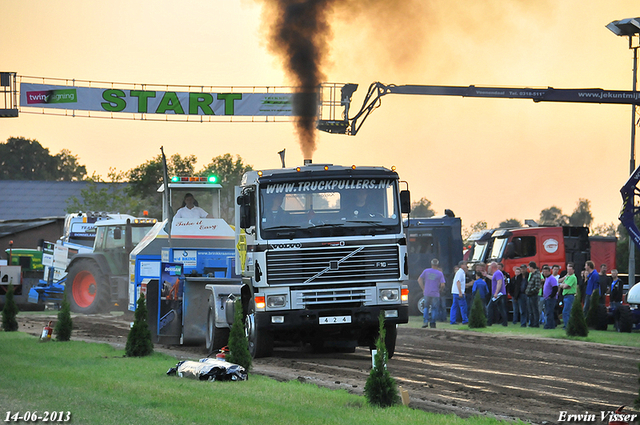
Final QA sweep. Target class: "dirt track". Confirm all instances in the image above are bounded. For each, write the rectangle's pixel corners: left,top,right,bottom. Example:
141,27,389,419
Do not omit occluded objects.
17,313,639,424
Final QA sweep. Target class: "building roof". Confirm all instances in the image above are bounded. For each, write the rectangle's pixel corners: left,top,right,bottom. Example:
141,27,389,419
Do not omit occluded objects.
0,219,58,238
0,181,123,221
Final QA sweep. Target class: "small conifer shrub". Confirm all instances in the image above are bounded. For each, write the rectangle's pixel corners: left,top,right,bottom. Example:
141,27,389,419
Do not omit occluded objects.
468,291,487,329
364,312,400,407
125,293,153,357
585,290,600,329
566,287,588,337
226,298,252,371
54,293,73,341
1,280,18,332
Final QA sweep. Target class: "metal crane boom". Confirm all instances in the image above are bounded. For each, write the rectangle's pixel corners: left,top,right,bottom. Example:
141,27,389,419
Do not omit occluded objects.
320,82,640,136
316,81,640,252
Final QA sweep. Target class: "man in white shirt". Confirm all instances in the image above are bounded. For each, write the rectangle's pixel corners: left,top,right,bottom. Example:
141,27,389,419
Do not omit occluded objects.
174,193,210,219
450,260,469,325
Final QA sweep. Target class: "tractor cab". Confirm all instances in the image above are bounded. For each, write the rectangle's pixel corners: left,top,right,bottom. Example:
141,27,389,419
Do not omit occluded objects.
93,218,158,276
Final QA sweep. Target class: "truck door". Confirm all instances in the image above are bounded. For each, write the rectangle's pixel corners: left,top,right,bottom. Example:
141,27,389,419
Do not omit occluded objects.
535,229,566,271
501,235,537,275
503,228,566,274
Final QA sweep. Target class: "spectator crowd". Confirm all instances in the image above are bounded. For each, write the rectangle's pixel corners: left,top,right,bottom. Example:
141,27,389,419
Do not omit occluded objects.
418,259,624,330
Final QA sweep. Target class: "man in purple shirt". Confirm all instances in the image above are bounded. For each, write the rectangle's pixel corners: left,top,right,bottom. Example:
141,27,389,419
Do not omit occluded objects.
418,258,446,328
487,261,508,326
541,265,559,329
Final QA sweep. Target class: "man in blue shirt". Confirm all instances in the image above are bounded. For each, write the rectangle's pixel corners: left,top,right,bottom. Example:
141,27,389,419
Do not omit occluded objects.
583,260,599,315
472,272,489,318
472,274,489,301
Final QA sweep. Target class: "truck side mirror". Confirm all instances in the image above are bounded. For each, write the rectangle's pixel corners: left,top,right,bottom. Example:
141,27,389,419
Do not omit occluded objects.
237,192,255,229
125,219,133,254
113,228,122,240
400,190,411,214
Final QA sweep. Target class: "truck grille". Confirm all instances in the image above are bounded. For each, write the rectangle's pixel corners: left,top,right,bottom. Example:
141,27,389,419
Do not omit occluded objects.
266,244,399,286
295,286,372,308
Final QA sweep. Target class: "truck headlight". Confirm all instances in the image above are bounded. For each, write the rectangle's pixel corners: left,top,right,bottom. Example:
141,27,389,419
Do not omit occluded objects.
267,295,287,308
379,289,399,302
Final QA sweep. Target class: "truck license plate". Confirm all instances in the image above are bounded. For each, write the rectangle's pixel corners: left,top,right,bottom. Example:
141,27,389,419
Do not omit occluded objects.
319,315,352,325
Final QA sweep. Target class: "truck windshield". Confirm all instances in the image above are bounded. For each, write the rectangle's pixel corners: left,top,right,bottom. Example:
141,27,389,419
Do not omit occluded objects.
489,237,509,260
259,178,401,239
66,220,98,247
470,242,488,263
131,225,154,245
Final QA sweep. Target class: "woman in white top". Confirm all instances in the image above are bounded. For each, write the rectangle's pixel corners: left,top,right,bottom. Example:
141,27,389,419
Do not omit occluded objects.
174,193,210,219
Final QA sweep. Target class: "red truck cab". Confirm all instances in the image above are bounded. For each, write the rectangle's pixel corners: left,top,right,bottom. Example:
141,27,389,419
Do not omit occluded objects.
477,226,615,277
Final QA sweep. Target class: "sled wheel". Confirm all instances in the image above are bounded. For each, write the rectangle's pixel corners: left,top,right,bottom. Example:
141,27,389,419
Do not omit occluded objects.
205,296,229,354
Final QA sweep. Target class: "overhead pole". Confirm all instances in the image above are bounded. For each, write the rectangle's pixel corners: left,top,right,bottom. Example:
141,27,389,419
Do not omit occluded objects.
607,17,640,286
630,38,637,286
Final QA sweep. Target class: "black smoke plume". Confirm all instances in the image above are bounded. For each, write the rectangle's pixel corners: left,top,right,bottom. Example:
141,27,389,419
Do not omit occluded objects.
258,1,551,160
260,0,334,160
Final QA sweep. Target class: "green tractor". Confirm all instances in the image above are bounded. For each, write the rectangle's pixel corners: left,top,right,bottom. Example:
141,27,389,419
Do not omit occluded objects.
65,216,157,314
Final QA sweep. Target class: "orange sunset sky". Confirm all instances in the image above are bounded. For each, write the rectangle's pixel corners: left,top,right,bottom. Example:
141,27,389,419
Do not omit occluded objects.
2,0,640,231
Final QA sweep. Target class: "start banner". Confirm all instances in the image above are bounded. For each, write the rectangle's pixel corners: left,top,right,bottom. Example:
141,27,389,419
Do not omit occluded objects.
20,83,296,116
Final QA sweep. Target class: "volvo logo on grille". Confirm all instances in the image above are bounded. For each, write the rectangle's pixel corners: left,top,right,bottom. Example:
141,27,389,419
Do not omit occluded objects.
269,243,302,250
322,241,346,247
329,261,339,270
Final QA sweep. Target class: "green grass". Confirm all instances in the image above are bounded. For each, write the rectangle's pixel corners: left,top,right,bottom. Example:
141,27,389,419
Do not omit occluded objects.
404,316,640,348
0,332,517,425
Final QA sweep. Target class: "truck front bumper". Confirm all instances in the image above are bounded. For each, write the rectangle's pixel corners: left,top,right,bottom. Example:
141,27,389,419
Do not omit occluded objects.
255,304,408,331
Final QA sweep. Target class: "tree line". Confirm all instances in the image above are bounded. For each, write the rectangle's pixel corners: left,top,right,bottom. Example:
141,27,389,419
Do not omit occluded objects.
415,196,633,272
411,195,615,238
0,136,623,240
461,199,617,239
0,137,87,181
0,137,251,223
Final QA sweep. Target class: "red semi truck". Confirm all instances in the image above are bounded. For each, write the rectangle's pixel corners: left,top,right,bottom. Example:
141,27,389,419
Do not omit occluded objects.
467,225,616,277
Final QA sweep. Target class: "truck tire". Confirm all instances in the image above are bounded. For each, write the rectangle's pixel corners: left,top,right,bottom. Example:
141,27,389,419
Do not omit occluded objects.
368,323,397,360
245,299,273,358
595,304,608,331
385,323,397,359
65,260,110,314
310,337,326,353
409,291,425,316
616,305,633,333
205,296,229,354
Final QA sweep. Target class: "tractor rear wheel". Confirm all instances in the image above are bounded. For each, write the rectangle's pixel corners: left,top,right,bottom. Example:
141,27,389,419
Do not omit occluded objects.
65,260,110,314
